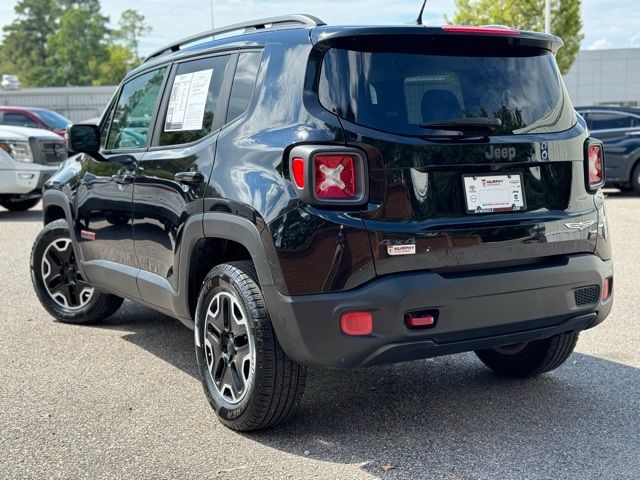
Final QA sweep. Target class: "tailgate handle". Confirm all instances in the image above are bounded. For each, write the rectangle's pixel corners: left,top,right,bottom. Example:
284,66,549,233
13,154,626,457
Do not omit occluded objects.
175,171,204,185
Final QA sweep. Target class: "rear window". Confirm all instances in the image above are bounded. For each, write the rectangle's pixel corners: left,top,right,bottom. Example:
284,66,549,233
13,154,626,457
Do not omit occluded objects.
319,48,574,136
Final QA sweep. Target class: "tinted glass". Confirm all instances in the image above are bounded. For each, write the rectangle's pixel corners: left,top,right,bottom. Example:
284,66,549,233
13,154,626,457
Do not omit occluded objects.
589,112,634,130
227,52,261,123
319,48,572,136
100,102,116,149
33,109,71,130
4,113,39,128
159,55,231,146
107,67,167,150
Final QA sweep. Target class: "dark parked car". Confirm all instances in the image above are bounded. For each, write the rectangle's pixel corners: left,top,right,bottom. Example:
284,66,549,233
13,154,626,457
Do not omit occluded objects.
576,106,640,192
31,15,613,432
0,107,72,139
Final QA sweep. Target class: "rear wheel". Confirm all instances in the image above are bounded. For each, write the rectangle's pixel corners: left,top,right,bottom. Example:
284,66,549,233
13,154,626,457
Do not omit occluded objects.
195,261,307,431
1,196,40,211
475,332,579,378
30,219,123,324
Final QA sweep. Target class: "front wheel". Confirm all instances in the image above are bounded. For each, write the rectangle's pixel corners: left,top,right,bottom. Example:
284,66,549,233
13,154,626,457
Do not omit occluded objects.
475,332,579,378
30,219,124,324
195,261,307,431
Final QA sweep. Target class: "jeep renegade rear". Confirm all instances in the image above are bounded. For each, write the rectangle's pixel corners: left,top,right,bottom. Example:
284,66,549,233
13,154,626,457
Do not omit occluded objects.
31,15,613,431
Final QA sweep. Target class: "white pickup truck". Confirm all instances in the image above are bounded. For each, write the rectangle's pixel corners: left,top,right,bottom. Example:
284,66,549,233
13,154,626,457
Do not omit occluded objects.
0,125,68,211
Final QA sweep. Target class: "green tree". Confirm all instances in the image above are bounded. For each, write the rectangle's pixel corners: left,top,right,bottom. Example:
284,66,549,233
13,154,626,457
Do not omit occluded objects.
46,7,110,86
93,44,135,86
1,0,61,85
115,9,152,62
450,0,583,74
1,1,153,87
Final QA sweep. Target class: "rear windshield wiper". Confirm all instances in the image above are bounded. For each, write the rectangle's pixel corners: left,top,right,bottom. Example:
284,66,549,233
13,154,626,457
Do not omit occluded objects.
420,117,502,133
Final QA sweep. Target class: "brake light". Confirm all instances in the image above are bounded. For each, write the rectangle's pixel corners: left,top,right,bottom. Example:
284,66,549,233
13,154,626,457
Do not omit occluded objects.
288,146,368,206
314,154,356,199
585,140,605,191
442,25,521,36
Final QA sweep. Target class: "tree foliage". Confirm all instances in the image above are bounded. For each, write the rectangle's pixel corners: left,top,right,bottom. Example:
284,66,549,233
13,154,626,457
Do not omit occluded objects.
450,0,583,74
0,0,152,87
115,9,152,62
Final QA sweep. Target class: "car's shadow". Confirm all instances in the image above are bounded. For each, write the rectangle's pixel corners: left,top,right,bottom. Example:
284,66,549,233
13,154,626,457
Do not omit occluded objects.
0,208,43,222
98,301,640,479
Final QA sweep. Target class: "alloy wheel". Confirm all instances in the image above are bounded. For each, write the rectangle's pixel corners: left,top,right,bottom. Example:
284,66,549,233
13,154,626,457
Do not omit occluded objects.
203,291,255,404
41,238,94,310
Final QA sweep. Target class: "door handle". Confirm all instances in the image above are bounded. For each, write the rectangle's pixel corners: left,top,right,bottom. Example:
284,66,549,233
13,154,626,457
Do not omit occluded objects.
175,171,204,185
625,130,640,136
114,174,134,184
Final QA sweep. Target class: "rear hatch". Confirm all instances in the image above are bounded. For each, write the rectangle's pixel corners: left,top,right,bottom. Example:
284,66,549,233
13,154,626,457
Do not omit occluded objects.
313,27,597,275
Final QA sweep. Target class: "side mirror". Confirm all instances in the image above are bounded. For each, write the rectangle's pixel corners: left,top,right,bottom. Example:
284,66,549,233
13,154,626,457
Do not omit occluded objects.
68,124,104,160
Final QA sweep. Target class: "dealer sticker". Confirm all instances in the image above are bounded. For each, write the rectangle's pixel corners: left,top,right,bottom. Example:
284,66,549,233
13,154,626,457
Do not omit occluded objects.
387,244,416,256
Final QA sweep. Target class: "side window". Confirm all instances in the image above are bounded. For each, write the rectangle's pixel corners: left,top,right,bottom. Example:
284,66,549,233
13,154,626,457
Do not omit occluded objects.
589,112,633,130
5,113,39,128
159,55,231,146
106,67,167,150
227,51,261,123
99,101,116,149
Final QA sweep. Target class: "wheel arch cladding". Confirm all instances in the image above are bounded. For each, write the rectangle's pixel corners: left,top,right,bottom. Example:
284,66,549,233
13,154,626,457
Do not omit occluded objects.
190,212,283,342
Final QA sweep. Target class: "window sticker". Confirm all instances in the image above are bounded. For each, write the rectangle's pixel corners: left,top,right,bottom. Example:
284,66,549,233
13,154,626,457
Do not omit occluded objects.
164,69,213,132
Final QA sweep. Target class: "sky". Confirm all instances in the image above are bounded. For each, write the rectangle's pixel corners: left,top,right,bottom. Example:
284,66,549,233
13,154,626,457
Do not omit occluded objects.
1,0,639,56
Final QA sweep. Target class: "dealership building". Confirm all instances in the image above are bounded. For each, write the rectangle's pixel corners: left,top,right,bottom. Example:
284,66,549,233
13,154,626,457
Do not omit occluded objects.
564,47,640,108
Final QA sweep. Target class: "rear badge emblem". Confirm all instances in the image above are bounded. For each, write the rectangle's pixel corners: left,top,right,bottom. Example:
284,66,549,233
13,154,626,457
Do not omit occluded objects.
564,220,595,231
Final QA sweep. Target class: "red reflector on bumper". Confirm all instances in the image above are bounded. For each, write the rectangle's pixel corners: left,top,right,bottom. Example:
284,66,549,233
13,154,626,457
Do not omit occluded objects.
405,313,436,329
340,312,373,336
602,277,613,301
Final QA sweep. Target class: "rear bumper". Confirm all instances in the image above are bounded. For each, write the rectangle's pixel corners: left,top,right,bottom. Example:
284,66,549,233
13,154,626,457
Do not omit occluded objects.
263,254,613,368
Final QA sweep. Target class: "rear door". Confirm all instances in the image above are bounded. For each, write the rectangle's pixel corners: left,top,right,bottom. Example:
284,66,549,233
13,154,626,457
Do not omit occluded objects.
317,34,595,275
75,67,168,275
132,52,235,301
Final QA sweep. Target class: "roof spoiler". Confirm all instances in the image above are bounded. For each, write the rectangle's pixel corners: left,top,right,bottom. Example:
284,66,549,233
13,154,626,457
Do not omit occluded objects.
311,26,564,54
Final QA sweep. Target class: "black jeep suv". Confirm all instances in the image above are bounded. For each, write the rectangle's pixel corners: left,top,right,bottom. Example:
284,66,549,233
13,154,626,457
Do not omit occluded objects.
31,15,613,431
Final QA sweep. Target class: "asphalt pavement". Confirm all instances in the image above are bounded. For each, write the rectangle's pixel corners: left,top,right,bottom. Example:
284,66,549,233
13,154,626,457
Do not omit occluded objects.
1,194,639,479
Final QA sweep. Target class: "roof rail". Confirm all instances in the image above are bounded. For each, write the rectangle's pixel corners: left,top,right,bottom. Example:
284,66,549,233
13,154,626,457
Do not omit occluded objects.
144,14,326,63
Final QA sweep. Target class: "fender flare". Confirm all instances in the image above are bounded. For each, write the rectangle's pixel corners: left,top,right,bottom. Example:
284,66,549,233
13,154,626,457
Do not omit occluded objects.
187,212,282,346
41,190,90,279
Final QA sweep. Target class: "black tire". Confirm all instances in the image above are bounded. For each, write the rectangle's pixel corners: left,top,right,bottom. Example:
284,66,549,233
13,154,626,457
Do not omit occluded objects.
631,162,640,194
30,219,123,324
475,332,579,378
195,261,307,431
1,197,40,211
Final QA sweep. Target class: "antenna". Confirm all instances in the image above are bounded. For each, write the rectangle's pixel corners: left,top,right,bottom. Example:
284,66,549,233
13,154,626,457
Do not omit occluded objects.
416,0,427,25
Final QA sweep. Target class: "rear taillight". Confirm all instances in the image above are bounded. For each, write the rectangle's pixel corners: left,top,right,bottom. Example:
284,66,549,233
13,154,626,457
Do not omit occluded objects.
314,154,356,199
289,146,367,206
585,140,605,192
